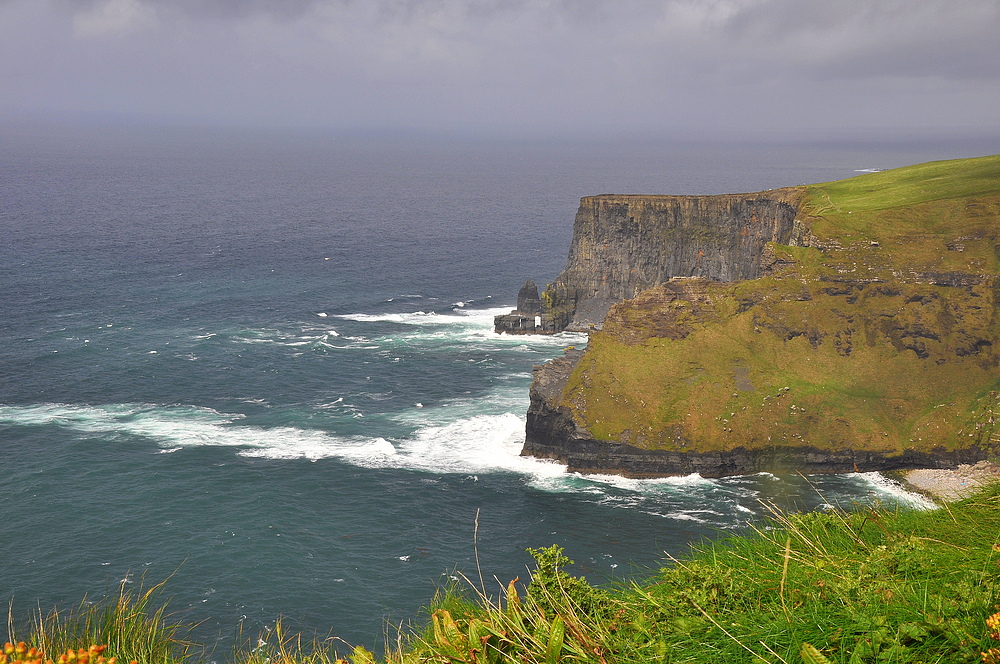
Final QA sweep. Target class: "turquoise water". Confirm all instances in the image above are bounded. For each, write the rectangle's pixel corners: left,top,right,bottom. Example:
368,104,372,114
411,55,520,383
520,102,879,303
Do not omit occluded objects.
2,126,988,654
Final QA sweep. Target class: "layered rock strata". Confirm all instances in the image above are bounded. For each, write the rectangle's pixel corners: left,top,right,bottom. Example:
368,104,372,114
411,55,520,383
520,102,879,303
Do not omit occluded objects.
495,190,804,333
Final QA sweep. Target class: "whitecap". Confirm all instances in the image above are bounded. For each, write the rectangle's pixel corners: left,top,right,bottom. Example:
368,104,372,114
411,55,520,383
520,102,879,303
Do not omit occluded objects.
0,403,398,463
339,306,589,353
582,472,714,492
335,310,439,324
389,411,564,477
3,394,755,495
238,435,396,462
666,511,709,523
223,307,589,359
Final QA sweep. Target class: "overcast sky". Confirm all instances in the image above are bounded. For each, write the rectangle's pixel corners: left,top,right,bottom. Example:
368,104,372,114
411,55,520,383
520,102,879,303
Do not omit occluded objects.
1,0,998,138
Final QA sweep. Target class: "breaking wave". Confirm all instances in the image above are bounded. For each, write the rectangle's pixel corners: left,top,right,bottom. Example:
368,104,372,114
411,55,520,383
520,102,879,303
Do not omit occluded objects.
209,306,586,354
0,402,560,476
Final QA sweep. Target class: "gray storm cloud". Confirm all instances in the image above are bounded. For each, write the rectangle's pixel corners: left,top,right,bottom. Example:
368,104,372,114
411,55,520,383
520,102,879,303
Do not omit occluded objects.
1,0,998,136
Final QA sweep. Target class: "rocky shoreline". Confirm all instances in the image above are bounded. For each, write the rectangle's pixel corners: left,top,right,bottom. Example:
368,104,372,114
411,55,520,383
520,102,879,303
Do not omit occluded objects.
901,460,1000,502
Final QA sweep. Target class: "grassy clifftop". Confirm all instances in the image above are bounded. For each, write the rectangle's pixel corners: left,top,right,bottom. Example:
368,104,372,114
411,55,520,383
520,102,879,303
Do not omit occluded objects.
804,155,1000,271
557,155,1000,459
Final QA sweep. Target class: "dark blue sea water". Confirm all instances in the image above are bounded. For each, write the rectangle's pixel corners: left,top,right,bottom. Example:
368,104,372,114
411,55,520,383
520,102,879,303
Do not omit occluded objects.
2,125,995,655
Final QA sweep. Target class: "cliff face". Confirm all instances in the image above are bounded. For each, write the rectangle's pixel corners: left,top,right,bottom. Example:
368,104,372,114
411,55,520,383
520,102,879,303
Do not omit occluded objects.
496,190,804,333
521,155,1000,477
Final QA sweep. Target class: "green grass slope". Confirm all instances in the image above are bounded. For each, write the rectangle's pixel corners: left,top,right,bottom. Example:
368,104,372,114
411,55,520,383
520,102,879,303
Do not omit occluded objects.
396,484,1000,664
11,485,1000,664
558,155,1000,457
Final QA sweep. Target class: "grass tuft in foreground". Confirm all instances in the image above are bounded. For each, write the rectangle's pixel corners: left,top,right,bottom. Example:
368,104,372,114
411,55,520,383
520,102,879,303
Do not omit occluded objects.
386,483,1000,663
9,580,193,664
382,547,620,664
233,619,359,664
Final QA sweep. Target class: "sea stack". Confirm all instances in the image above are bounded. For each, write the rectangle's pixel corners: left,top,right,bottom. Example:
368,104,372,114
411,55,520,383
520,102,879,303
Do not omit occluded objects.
494,279,561,334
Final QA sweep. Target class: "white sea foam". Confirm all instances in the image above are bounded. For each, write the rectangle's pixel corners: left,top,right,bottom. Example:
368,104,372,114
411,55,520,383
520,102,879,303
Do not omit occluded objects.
336,311,433,323
584,472,712,492
335,306,509,326
238,433,398,461
390,411,567,477
0,402,238,432
212,307,586,356
526,467,724,497
854,472,939,510
665,511,710,523
3,403,915,522
0,402,399,462
340,306,587,351
150,391,727,494
0,402,562,476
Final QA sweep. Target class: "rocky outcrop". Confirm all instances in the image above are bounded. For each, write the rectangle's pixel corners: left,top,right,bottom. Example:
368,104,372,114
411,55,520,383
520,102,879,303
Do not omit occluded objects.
517,156,1000,477
494,280,563,334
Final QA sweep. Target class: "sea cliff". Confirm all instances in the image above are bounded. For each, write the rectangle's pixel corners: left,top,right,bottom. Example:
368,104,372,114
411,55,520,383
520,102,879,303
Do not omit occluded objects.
495,190,806,333
509,155,1000,477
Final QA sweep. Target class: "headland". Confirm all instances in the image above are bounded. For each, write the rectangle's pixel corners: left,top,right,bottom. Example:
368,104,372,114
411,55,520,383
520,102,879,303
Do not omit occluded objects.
499,155,1000,477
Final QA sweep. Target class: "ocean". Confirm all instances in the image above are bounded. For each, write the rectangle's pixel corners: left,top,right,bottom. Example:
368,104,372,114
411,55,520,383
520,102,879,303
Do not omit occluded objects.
2,125,994,655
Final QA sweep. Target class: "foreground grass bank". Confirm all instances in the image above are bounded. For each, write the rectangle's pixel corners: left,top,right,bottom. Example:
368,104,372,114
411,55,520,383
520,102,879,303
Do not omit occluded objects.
9,483,1000,663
